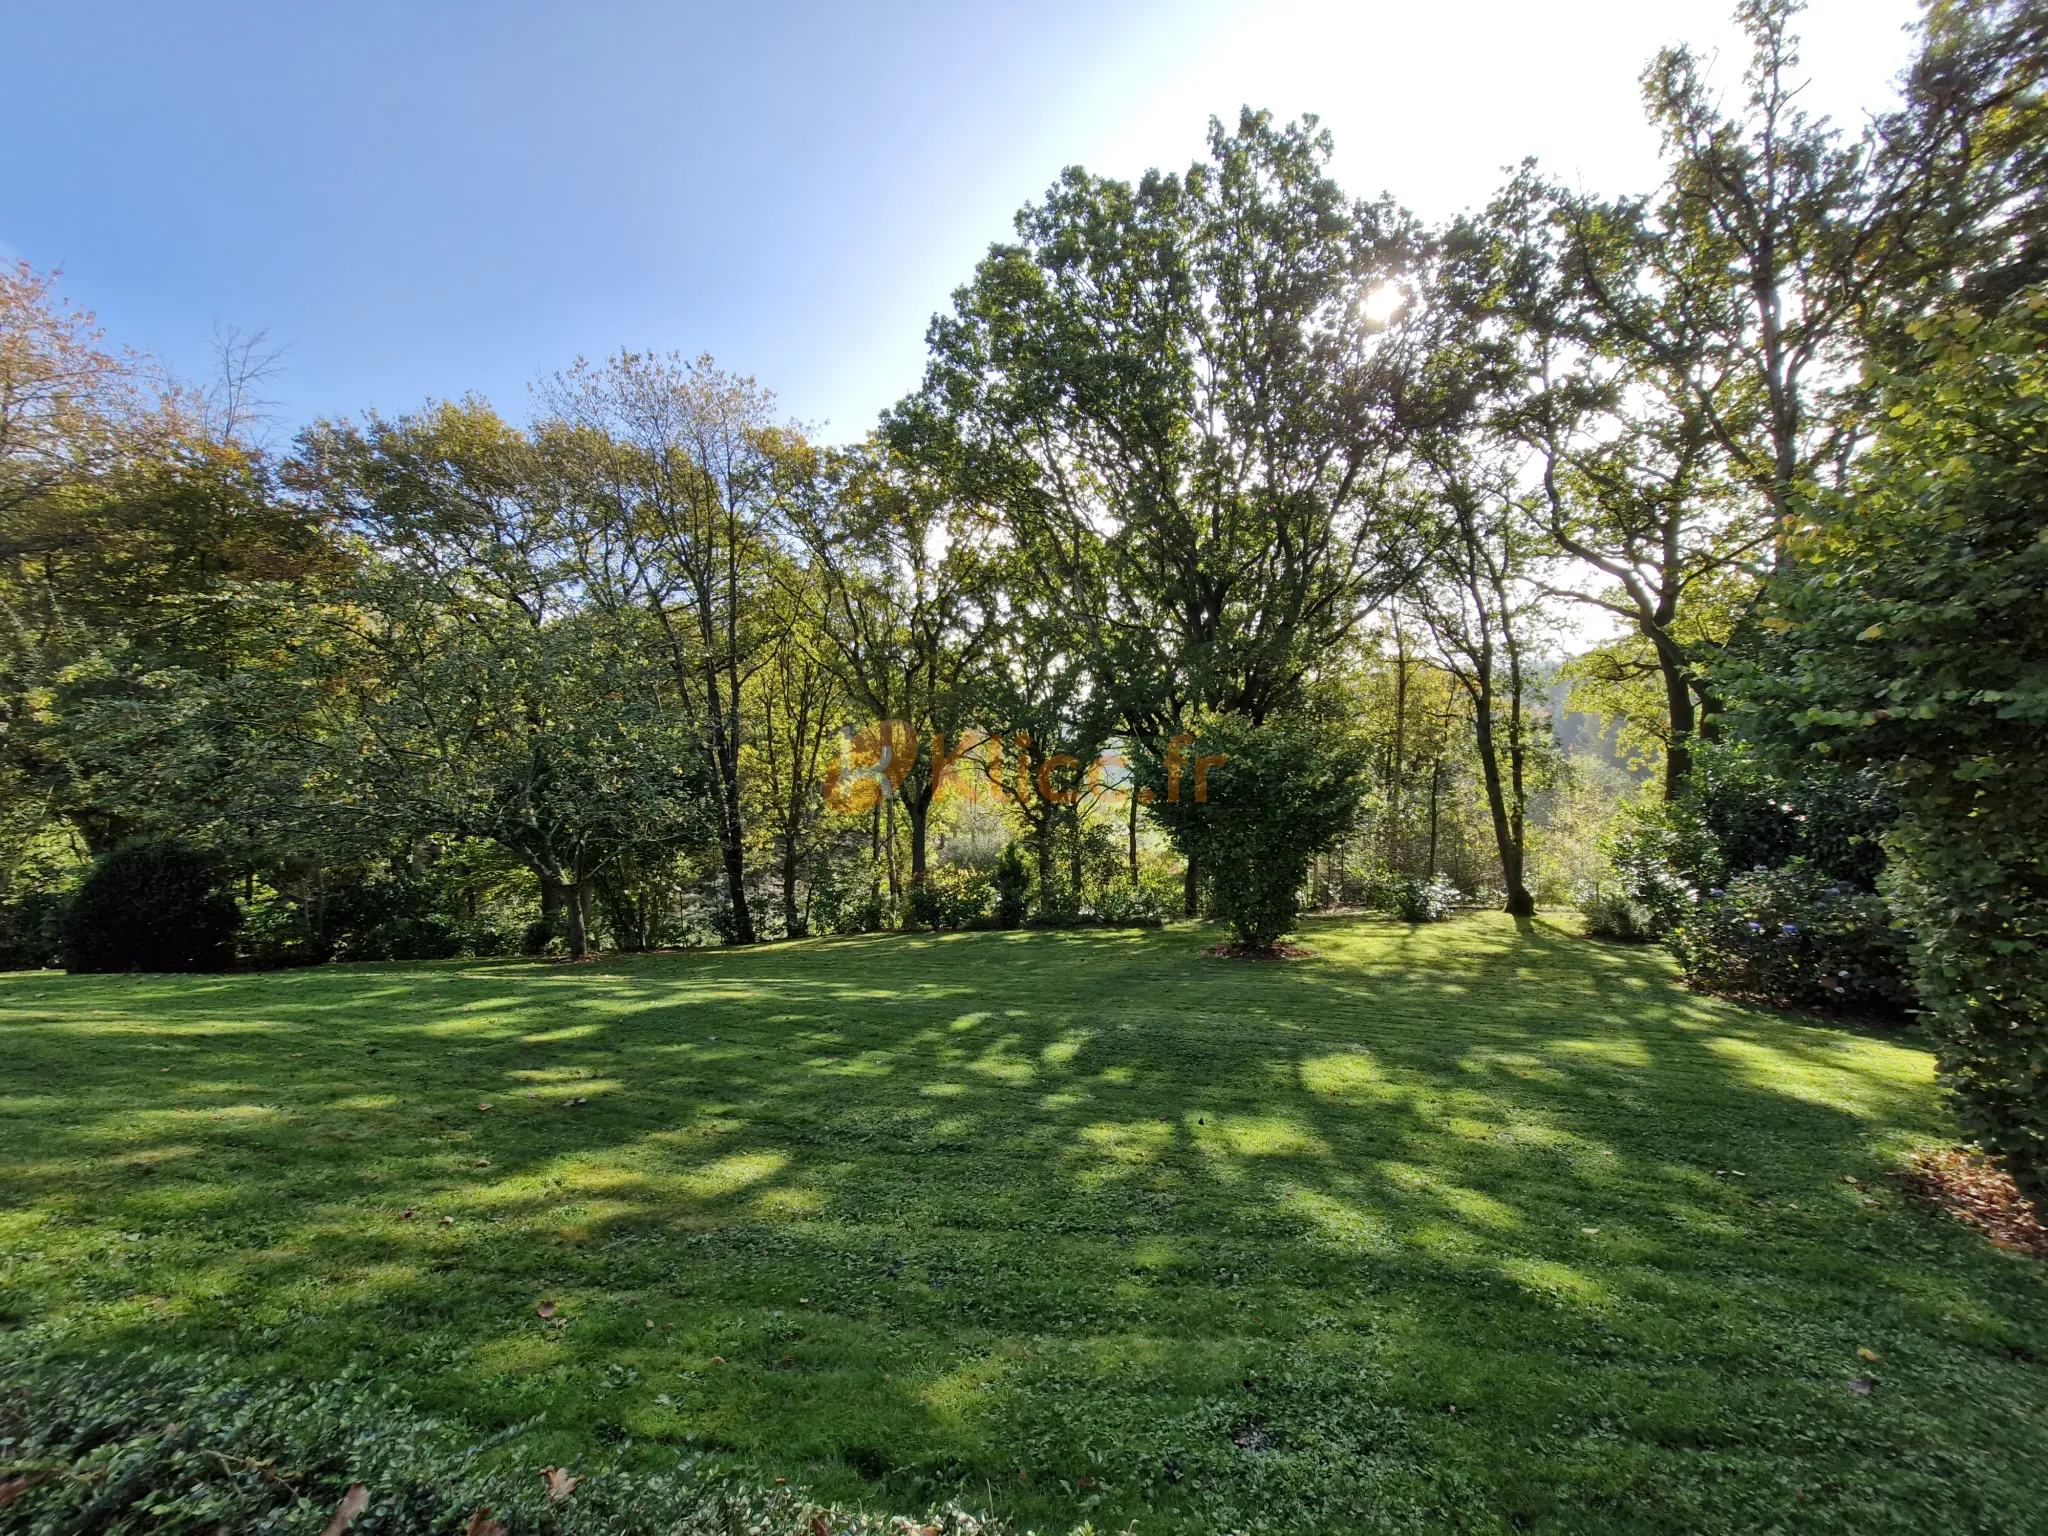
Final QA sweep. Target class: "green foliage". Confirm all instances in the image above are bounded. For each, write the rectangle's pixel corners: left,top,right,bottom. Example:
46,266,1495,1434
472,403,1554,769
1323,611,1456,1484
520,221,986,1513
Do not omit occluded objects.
0,888,66,971
1670,861,1913,1014
1089,881,1165,927
60,836,239,973
910,109,1426,735
991,843,1030,928
1757,290,2048,1201
1387,875,1458,925
1581,888,1659,943
3,921,2046,1533
1140,715,1370,949
0,1343,1001,1536
1601,743,1898,940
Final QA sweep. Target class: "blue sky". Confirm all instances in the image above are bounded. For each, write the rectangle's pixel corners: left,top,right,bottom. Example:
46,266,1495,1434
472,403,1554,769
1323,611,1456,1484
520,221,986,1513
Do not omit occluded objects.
2,0,1920,443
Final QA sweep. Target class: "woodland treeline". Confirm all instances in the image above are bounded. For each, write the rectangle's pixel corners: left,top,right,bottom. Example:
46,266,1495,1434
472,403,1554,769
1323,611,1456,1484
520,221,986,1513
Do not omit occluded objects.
3,6,2044,1188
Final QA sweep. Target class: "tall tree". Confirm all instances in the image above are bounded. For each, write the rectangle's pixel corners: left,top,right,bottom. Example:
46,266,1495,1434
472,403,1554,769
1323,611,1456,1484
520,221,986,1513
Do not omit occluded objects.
545,354,779,945
298,401,707,957
911,110,1431,747
1409,454,1552,917
779,443,994,890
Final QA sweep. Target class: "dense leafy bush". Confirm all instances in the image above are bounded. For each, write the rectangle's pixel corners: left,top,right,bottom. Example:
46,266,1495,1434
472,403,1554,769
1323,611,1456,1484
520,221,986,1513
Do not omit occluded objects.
992,843,1030,927
60,836,240,973
1670,861,1913,1014
1091,881,1166,926
0,889,66,970
1602,744,1896,939
1141,714,1370,950
1755,291,2048,1201
0,1344,1001,1536
1581,888,1658,942
1389,875,1459,925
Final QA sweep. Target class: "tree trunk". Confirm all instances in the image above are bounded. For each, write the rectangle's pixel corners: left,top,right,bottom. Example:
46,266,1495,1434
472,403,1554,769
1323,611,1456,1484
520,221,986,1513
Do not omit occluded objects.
1426,760,1442,879
1652,633,1698,798
906,791,930,885
1127,770,1140,881
1183,853,1200,917
566,882,589,958
1470,685,1535,917
781,837,802,939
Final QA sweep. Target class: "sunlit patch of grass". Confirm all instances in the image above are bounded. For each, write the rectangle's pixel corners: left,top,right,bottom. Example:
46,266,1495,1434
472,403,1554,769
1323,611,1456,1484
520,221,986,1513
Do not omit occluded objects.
1,914,2044,1534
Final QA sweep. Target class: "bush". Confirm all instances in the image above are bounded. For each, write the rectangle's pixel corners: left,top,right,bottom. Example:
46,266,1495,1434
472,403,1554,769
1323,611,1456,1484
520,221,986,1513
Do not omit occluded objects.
61,836,239,973
1390,874,1458,925
1092,882,1165,926
1751,293,2048,1201
992,844,1030,928
1582,888,1658,943
236,888,331,968
1600,744,1897,939
904,879,945,929
1670,861,1913,1014
1139,713,1370,951
0,889,67,971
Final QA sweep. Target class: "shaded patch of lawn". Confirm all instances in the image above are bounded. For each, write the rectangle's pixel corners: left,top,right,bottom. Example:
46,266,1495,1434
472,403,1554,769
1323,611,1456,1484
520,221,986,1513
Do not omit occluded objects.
1,914,2043,1533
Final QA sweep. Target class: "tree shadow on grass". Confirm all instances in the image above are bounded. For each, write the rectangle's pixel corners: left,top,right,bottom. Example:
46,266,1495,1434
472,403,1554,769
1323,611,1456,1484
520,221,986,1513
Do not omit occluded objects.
3,916,2045,1533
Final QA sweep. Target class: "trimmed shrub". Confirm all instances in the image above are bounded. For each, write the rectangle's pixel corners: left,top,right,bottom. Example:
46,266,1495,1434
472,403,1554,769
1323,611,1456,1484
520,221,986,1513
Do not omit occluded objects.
1140,713,1370,951
1670,860,1912,1014
60,837,239,973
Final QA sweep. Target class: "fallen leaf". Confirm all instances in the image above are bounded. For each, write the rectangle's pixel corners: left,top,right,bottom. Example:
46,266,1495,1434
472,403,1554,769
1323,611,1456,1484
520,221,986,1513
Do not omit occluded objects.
1847,1376,1875,1396
320,1483,371,1535
464,1510,508,1536
477,1103,491,1112
0,1476,39,1507
440,1215,455,1226
711,1354,726,1365
1858,1347,1881,1363
542,1466,581,1503
810,1518,831,1536
399,1209,415,1220
473,1158,491,1168
537,1300,556,1319
645,1320,655,1330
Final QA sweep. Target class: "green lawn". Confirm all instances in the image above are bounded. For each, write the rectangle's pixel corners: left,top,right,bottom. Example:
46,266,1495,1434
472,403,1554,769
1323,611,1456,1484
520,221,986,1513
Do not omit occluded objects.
2,914,2044,1533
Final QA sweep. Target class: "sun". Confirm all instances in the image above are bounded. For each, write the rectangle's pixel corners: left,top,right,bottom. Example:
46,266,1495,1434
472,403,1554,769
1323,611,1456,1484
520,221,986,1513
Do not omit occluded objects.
1362,282,1405,325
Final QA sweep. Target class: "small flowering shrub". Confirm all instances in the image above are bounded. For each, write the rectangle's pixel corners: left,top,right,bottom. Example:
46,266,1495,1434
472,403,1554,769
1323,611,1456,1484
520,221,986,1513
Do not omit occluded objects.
1670,860,1913,1014
1389,875,1459,924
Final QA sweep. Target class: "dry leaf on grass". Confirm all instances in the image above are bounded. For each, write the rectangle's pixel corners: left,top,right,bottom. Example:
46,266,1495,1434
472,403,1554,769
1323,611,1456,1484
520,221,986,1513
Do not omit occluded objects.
465,1509,509,1536
319,1483,371,1535
0,1476,41,1507
810,1517,831,1536
542,1466,582,1503
1894,1147,2048,1258
537,1299,556,1319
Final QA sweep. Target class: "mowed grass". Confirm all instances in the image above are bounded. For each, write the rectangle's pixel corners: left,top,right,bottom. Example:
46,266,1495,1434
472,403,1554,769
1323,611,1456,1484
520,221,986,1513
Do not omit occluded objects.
2,915,2045,1534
